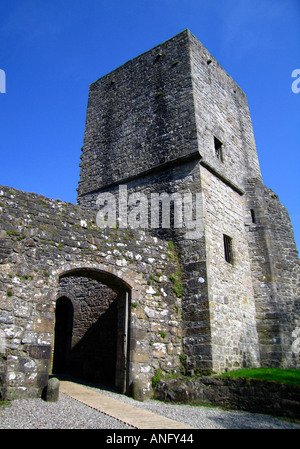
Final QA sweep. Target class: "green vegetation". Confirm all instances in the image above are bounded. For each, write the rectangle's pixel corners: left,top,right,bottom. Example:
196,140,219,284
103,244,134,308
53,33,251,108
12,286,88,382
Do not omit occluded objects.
166,241,176,260
169,270,183,298
0,400,10,408
167,241,175,252
220,368,300,386
165,241,183,298
6,230,25,240
152,368,179,388
152,368,163,388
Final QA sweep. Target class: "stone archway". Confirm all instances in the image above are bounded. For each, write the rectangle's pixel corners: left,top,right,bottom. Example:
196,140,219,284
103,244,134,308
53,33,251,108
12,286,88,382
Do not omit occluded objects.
52,268,131,393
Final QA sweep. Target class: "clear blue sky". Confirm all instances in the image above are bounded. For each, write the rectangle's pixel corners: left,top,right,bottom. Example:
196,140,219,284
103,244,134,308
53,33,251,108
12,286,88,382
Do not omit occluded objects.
0,0,299,251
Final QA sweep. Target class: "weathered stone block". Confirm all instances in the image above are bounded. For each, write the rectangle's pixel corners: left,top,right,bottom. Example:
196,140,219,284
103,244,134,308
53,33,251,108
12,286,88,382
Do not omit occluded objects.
26,345,52,360
43,377,59,402
131,379,144,402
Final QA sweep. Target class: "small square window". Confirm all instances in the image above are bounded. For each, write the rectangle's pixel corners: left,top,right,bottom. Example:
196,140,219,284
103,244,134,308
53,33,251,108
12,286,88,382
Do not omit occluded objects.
214,137,224,162
223,234,233,264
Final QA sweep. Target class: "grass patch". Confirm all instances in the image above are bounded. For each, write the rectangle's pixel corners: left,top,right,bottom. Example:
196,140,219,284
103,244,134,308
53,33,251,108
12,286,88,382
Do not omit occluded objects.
168,269,183,298
152,369,163,388
220,368,300,386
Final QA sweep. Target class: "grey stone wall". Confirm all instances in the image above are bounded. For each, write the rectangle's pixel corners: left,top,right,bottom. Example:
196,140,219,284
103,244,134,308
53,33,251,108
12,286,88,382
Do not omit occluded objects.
245,179,300,368
154,376,300,420
200,165,260,372
189,30,262,190
0,185,182,399
77,29,198,198
78,157,214,374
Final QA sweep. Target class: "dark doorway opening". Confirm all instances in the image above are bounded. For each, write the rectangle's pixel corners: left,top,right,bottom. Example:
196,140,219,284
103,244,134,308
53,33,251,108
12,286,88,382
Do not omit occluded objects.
69,294,119,385
52,296,73,374
52,272,130,394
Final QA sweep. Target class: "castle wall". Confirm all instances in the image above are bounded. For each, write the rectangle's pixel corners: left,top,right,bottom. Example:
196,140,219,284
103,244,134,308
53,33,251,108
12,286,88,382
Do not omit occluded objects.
78,157,214,375
187,31,263,372
245,179,300,368
189,31,262,189
200,166,260,372
0,185,183,399
78,30,198,198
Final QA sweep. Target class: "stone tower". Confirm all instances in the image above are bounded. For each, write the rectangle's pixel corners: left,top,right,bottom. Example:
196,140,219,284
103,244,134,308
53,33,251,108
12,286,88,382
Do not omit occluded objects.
78,29,299,374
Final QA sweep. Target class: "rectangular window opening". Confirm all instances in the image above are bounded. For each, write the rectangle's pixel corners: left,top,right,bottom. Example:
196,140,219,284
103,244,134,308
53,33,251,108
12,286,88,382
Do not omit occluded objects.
214,137,224,162
250,209,256,224
223,234,233,264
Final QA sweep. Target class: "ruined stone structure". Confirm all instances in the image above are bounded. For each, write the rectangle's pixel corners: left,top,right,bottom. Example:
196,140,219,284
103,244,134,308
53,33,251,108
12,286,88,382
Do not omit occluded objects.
0,30,299,400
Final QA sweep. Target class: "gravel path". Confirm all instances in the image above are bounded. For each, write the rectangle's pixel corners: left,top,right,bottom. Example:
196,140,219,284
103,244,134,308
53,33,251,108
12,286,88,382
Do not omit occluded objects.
1,385,300,430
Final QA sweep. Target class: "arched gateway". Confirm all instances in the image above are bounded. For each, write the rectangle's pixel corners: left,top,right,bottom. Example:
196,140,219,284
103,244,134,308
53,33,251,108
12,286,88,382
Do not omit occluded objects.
53,268,131,393
0,184,183,400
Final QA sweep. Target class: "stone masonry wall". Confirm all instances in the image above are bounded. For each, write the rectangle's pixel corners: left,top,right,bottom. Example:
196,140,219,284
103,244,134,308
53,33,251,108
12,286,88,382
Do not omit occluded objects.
78,29,198,198
77,157,214,375
245,179,300,368
0,185,183,399
154,376,300,420
200,166,260,372
189,31,262,191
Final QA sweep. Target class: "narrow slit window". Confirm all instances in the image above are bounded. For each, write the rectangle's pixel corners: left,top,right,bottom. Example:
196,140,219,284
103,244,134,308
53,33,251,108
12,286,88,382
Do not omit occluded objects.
223,234,233,264
250,209,256,223
214,137,223,162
